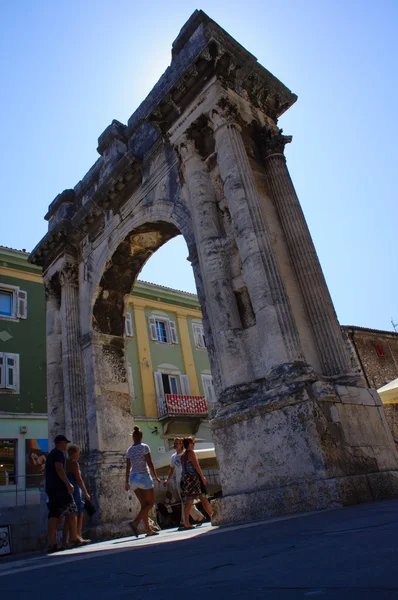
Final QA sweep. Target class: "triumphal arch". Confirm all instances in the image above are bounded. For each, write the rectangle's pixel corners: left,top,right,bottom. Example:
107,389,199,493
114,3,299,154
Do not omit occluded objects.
30,11,398,536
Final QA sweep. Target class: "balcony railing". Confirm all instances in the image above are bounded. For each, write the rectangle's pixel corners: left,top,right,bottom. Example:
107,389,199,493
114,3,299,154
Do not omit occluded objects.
157,394,208,418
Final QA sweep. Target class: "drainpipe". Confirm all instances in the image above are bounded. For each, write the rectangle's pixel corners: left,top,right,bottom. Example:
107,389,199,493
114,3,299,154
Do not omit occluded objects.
350,329,371,388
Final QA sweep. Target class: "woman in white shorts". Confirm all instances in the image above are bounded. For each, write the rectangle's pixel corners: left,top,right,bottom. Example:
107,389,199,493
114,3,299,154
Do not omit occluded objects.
125,426,160,537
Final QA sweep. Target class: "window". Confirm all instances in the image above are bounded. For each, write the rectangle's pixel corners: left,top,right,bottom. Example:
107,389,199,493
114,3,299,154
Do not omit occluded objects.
0,285,27,320
148,317,178,344
0,290,13,317
201,374,216,404
192,322,206,349
154,372,192,398
0,353,20,392
0,440,17,486
375,343,385,358
125,311,134,337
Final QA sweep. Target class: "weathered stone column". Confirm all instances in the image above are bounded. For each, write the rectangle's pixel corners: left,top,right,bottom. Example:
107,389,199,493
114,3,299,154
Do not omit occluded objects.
262,129,351,376
44,277,64,442
80,330,136,540
178,135,254,389
209,108,304,371
60,262,88,451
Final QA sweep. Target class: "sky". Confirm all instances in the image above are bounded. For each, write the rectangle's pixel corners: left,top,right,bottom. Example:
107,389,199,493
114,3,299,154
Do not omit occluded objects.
0,0,397,331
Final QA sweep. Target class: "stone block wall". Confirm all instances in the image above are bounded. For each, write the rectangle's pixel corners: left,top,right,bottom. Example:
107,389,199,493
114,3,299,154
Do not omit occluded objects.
342,326,398,445
342,326,398,389
383,405,398,442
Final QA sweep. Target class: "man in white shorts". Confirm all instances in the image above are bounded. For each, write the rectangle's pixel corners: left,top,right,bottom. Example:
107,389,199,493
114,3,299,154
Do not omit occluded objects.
164,437,205,528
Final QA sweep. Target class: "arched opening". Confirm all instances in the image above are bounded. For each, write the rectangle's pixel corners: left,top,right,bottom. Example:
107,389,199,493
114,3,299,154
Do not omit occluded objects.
91,220,220,513
93,221,180,336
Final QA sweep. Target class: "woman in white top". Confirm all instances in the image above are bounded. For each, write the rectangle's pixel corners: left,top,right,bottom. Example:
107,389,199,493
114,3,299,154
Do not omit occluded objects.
125,426,160,537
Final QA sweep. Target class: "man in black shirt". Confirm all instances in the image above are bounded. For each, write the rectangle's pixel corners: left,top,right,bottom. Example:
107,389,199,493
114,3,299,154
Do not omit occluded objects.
45,435,77,552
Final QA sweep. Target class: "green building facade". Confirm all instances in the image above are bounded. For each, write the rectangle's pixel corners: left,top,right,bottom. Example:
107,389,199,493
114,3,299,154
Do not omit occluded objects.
0,246,47,503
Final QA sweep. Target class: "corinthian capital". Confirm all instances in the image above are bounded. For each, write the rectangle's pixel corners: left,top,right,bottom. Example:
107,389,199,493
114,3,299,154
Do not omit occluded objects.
208,98,240,132
44,276,61,302
175,134,197,163
261,127,292,159
60,262,79,287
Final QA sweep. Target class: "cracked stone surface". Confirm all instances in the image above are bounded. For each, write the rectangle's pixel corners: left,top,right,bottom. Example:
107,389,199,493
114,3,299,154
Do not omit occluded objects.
28,10,398,532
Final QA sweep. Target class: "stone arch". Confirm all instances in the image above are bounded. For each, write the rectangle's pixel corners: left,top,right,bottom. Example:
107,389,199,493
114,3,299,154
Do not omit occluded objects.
30,11,398,536
88,202,196,338
92,221,180,336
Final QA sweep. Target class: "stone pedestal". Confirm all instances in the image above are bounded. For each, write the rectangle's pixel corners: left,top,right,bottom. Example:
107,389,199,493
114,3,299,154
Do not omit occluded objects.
211,376,398,525
85,449,139,541
81,333,139,539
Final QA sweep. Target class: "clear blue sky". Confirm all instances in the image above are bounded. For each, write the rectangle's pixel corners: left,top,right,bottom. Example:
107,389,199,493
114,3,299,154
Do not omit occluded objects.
1,1,397,331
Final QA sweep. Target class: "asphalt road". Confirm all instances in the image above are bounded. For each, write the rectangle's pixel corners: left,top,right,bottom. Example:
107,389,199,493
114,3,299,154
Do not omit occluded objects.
1,499,398,599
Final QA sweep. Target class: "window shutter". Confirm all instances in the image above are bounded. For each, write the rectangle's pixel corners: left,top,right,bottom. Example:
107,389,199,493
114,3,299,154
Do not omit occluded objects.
5,354,18,391
168,320,178,344
179,374,191,396
125,312,134,337
154,371,165,399
193,323,201,347
148,317,157,340
0,354,4,388
127,364,135,400
193,323,205,348
17,290,27,319
202,375,216,404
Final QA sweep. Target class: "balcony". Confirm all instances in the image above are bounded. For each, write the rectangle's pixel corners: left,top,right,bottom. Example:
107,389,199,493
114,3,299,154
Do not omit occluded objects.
157,394,208,419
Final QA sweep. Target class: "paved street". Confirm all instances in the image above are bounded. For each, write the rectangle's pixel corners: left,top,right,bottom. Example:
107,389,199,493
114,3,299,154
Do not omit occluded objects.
1,499,398,599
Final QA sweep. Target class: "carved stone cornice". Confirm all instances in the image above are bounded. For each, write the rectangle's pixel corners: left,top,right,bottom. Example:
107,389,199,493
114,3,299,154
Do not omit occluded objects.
60,262,79,287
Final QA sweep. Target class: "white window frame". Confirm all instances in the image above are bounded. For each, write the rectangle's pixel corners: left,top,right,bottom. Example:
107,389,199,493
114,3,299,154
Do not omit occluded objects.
201,374,216,404
148,317,179,344
0,353,20,393
0,284,27,321
192,322,206,349
125,311,134,337
153,371,191,398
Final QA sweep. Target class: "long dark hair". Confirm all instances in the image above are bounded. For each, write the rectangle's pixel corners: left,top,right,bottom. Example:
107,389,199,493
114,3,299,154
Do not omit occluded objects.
181,437,194,463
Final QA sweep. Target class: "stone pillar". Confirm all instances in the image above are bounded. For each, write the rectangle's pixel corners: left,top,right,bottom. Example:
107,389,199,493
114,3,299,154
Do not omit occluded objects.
80,331,136,540
60,261,88,452
44,277,64,443
209,109,304,371
262,129,351,376
178,135,254,389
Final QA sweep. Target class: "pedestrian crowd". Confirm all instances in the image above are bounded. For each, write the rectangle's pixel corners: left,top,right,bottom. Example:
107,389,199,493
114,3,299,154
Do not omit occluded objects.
43,427,212,552
126,427,212,535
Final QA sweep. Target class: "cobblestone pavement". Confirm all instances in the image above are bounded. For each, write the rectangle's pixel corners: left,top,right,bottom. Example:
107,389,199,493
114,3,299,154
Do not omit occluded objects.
1,499,398,599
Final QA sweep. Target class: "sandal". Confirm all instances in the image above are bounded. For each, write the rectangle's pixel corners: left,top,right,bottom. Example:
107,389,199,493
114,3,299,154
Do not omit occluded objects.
130,523,139,538
146,531,159,537
69,539,86,548
195,520,205,527
47,544,61,554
